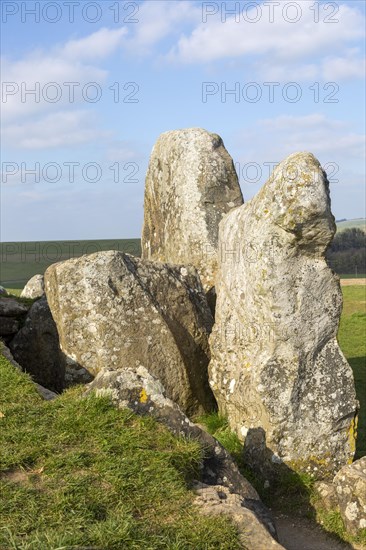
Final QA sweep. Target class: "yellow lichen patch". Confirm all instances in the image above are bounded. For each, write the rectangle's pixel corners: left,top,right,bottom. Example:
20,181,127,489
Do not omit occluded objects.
139,388,148,404
287,454,334,480
348,415,358,462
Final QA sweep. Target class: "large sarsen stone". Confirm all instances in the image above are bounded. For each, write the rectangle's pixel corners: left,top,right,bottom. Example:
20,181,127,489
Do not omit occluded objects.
209,152,358,478
45,251,216,417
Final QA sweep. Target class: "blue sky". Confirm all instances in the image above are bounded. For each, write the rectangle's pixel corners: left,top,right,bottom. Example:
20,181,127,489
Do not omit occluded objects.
1,0,365,241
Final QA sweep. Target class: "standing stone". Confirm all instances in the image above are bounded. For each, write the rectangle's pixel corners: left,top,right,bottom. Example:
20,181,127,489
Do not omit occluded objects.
21,274,45,299
334,457,366,535
209,152,358,478
141,128,243,293
9,296,65,392
45,251,216,417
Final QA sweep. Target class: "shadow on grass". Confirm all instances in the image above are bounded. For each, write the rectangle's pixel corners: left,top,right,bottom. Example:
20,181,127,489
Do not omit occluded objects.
197,414,358,548
241,428,355,549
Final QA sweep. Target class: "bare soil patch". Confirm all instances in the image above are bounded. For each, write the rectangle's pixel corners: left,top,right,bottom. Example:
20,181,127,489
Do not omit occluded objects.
341,279,366,286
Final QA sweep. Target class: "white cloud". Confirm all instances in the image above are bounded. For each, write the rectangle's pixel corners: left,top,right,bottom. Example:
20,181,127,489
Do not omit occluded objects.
3,110,111,150
257,114,365,158
229,113,365,220
1,27,127,123
321,51,366,81
232,114,365,169
1,26,129,149
121,1,201,56
61,27,127,61
1,56,106,123
165,2,365,81
106,140,142,163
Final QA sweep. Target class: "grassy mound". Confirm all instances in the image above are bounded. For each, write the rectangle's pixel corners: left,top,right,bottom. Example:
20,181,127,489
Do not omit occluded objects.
0,354,240,549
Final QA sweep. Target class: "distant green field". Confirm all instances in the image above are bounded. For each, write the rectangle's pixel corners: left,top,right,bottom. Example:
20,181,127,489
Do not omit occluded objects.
2,237,363,289
336,218,366,232
0,239,141,289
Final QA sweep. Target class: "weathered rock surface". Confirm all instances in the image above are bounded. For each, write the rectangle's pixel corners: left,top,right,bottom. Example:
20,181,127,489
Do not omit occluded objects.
209,152,358,478
0,317,19,336
194,482,285,550
1,343,57,400
334,457,366,535
0,297,29,342
85,366,279,542
141,128,243,292
313,481,339,512
9,297,65,392
0,297,28,317
45,251,215,416
21,274,44,299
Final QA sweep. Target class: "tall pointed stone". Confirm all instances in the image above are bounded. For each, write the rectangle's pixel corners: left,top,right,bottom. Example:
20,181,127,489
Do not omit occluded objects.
209,152,358,479
141,128,243,293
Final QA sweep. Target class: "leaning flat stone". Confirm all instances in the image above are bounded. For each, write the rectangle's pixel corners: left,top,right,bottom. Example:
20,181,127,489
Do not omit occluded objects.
45,251,216,417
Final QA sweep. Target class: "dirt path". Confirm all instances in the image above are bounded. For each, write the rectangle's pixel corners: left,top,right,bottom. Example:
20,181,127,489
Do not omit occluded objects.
273,513,357,550
340,279,366,286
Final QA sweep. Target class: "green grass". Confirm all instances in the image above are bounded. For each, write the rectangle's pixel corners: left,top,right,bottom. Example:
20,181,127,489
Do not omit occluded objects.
4,289,22,297
337,285,366,459
197,411,366,546
0,352,241,549
194,414,244,469
194,413,265,499
2,252,364,546
0,239,141,289
315,508,366,547
340,285,366,316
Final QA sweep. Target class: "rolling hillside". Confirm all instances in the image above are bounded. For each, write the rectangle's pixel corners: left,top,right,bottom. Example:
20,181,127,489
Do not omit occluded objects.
336,218,366,233
0,239,141,289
